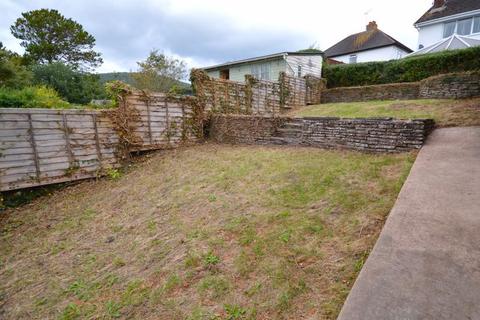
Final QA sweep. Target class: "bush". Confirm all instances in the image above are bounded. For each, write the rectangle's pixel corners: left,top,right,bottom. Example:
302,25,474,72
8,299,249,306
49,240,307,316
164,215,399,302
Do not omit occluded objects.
0,86,70,108
323,46,480,88
31,62,106,104
0,43,32,88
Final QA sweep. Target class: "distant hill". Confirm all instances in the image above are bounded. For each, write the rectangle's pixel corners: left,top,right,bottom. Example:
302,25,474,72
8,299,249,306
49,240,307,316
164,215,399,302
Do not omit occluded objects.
97,72,192,94
98,72,136,85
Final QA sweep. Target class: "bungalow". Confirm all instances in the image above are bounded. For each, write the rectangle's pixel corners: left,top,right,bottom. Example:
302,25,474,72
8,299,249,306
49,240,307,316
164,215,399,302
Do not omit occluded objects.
414,0,480,50
202,51,324,82
324,21,413,64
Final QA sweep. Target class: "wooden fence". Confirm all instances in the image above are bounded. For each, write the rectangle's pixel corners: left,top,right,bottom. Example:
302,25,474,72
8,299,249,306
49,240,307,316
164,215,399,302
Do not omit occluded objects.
0,92,203,192
191,70,323,116
0,108,118,191
124,92,202,150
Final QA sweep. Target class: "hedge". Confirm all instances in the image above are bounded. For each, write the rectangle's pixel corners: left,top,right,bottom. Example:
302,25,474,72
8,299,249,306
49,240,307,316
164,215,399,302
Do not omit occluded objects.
323,46,480,88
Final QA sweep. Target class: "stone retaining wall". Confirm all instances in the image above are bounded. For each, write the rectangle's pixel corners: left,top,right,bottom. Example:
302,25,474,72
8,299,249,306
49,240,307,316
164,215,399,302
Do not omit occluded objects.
419,71,480,99
322,82,420,103
210,115,434,153
321,71,480,103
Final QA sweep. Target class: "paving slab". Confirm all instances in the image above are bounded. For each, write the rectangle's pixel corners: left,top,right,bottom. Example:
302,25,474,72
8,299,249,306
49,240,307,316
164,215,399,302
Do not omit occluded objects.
338,127,480,320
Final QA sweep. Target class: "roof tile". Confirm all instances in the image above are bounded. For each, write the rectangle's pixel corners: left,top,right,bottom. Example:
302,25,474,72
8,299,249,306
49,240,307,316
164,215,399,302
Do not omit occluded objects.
324,28,412,58
415,0,480,24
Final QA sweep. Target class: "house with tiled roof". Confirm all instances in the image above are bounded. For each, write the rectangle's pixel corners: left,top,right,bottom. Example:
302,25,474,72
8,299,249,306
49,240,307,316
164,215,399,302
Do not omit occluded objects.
415,0,480,50
324,21,412,64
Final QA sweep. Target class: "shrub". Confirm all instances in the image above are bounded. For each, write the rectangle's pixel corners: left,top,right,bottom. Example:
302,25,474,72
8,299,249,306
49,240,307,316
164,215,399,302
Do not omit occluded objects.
0,86,70,108
323,46,480,88
31,62,107,104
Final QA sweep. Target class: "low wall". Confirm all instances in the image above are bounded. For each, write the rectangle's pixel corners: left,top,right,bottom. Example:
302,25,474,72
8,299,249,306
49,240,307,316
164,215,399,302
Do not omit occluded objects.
419,71,480,99
321,71,480,103
322,82,420,103
0,92,203,192
210,115,434,153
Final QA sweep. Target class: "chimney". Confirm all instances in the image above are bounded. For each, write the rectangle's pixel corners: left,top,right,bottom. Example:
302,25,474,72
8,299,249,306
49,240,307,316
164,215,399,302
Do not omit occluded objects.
433,0,445,8
366,21,378,32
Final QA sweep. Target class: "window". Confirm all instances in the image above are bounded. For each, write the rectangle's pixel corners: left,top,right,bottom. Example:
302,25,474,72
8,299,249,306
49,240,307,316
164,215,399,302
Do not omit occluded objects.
260,64,271,80
443,21,456,37
443,16,480,38
349,54,357,64
250,63,271,80
251,65,259,79
457,18,473,35
297,65,302,77
219,69,229,80
474,16,480,33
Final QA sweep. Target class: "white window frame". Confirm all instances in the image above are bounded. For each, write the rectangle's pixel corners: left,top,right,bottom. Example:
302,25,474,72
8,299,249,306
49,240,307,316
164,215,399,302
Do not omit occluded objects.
349,54,357,64
474,16,480,34
297,65,302,77
250,63,271,80
443,21,456,38
443,16,480,38
457,18,473,35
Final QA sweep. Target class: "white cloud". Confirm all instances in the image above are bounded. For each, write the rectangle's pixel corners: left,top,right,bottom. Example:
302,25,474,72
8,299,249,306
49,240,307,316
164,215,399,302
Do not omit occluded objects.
0,0,433,73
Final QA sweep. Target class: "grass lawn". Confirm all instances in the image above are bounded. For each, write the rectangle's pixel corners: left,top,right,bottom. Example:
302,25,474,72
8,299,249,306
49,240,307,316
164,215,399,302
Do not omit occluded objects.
292,98,480,127
0,144,415,319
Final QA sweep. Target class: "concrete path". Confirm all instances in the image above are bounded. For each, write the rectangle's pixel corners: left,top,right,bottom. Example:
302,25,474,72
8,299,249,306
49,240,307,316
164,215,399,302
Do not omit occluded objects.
338,127,480,320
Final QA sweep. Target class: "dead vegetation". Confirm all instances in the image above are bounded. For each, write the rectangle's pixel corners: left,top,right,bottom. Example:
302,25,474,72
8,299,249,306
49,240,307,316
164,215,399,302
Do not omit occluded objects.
0,144,415,319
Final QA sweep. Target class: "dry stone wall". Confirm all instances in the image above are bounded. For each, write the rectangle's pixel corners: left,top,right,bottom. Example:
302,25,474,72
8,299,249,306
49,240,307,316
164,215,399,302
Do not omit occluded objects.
210,115,434,153
322,83,420,103
419,71,480,99
321,71,480,103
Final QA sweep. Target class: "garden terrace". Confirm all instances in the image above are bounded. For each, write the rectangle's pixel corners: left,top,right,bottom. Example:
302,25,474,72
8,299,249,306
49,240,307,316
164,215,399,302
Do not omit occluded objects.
291,98,480,128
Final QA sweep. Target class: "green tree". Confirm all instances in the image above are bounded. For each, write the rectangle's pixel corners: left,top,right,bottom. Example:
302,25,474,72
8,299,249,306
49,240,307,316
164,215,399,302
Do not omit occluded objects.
0,42,32,88
297,42,323,53
31,62,106,104
10,9,102,70
132,50,187,93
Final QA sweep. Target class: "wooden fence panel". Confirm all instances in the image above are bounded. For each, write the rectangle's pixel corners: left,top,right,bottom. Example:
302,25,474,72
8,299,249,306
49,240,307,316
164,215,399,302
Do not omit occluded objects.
0,93,202,191
0,108,119,191
125,92,202,150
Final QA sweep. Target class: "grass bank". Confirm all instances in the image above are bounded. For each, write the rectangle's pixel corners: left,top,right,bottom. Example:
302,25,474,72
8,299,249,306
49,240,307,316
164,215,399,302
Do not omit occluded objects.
292,98,480,127
0,144,415,319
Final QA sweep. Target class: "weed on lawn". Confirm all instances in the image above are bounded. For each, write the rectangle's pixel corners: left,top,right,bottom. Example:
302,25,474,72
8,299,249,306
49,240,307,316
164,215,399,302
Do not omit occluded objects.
0,144,415,319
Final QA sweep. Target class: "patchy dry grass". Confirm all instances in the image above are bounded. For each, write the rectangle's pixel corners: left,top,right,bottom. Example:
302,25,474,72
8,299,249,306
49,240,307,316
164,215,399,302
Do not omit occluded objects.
0,144,415,319
292,98,480,127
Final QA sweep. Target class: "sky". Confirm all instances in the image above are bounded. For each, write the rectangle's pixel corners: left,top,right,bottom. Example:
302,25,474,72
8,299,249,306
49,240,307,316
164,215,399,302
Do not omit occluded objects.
0,0,433,74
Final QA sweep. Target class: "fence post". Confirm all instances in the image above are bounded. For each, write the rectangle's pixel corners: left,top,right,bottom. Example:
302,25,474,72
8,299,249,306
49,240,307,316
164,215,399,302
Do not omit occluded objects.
62,113,75,169
164,96,170,145
27,113,41,182
279,72,287,109
245,75,255,115
145,95,153,145
92,113,103,168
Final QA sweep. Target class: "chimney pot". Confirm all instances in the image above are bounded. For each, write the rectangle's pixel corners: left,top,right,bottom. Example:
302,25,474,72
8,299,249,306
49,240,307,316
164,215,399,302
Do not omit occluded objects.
366,21,378,31
433,0,445,8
